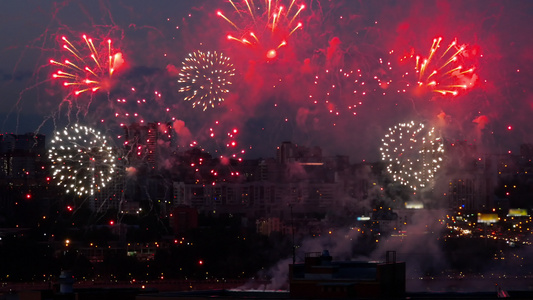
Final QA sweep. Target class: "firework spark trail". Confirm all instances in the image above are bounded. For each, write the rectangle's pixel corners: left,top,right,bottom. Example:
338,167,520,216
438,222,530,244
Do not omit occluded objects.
175,120,247,187
189,120,247,164
50,35,124,97
300,39,405,126
205,120,246,185
380,121,444,193
4,0,128,137
177,50,235,111
111,87,186,170
307,67,391,122
398,37,478,97
217,0,305,60
49,123,116,196
112,87,176,129
207,120,246,163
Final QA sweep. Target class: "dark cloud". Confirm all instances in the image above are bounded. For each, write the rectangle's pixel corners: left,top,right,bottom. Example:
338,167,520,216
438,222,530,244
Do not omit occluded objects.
0,70,33,82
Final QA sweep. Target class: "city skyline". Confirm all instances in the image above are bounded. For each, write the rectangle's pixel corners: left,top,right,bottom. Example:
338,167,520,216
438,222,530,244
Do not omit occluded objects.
1,0,533,294
1,129,532,293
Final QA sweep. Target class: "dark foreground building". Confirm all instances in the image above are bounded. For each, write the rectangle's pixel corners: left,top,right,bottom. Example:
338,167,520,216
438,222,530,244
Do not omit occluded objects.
5,254,533,300
289,251,405,299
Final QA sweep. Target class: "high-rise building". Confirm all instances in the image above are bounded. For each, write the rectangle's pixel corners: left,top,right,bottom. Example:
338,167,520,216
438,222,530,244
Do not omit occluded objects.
0,133,46,180
0,133,48,226
122,122,173,170
91,154,125,212
277,141,297,164
444,141,493,210
170,142,346,219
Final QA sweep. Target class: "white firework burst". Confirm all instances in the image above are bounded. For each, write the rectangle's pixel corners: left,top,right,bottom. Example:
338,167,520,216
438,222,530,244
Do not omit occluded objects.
380,121,444,192
177,50,235,111
49,124,116,196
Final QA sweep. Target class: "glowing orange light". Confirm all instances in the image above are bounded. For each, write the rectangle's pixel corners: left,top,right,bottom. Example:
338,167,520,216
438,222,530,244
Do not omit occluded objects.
266,49,277,59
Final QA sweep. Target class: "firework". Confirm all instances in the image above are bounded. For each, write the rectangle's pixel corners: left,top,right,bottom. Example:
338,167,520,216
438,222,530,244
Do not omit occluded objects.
403,37,477,96
112,88,176,127
120,121,174,169
173,120,246,186
217,0,305,60
113,89,182,150
50,35,124,96
204,121,246,185
49,124,116,196
308,67,387,119
187,120,246,162
177,50,235,111
380,121,444,192
208,121,245,163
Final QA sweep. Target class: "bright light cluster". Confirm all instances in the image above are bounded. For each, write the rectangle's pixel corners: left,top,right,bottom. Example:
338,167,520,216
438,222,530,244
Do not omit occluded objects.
217,0,305,59
380,121,444,192
308,68,384,118
177,50,235,111
113,88,176,127
48,124,116,196
50,35,124,96
408,37,477,96
208,121,245,162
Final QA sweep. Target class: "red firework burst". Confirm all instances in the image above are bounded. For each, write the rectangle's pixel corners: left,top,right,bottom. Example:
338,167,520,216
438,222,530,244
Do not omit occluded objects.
50,35,124,96
403,37,478,97
217,0,305,60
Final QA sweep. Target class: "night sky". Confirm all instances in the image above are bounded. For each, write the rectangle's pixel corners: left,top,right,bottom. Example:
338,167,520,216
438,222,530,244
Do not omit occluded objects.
1,0,532,162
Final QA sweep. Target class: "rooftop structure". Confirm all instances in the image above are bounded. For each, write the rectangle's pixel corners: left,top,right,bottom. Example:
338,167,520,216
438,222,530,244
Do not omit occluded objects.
289,250,405,299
